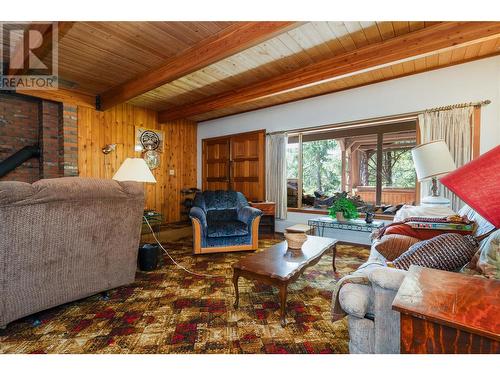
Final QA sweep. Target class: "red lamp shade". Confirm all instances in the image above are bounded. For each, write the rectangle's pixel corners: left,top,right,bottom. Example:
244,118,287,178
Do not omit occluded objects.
440,145,500,228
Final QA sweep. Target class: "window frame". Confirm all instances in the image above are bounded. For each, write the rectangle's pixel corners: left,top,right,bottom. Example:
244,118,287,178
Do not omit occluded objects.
287,119,418,210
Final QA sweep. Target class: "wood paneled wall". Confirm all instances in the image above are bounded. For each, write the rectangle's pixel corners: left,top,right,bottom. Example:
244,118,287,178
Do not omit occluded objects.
77,103,197,223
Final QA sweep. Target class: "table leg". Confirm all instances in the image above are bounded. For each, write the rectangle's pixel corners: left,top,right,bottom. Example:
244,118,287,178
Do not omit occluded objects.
279,283,288,327
233,271,240,309
332,244,337,273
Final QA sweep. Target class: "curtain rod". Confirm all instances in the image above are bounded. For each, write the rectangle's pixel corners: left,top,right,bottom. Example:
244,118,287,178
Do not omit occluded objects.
266,99,491,136
423,99,491,113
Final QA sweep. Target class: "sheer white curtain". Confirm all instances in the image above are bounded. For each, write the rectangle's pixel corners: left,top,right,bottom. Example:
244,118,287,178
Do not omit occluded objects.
266,133,288,220
418,107,474,211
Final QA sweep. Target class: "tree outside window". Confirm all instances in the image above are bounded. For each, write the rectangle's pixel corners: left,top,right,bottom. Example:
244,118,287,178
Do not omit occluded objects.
286,125,417,209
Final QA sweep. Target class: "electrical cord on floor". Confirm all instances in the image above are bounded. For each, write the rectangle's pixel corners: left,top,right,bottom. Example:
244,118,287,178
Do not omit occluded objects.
143,216,227,278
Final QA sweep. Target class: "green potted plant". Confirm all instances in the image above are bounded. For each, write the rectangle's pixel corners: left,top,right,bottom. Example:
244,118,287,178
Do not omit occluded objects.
328,196,359,221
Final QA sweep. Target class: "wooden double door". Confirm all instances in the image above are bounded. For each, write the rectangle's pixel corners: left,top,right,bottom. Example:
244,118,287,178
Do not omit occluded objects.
202,129,266,202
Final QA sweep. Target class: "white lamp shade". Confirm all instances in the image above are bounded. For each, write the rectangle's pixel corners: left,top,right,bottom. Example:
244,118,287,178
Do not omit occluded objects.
112,158,157,183
411,140,456,181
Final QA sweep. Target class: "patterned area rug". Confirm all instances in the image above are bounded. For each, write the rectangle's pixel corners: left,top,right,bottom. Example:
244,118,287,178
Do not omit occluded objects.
0,237,369,354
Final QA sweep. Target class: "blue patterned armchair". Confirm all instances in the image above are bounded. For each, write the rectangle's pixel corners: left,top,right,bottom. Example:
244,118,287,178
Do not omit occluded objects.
189,190,263,254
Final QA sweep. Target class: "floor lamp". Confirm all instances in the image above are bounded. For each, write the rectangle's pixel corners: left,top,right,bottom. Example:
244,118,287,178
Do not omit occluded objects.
113,158,159,271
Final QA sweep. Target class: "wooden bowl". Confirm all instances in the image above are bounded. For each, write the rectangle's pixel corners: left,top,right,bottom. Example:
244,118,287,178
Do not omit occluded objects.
285,232,307,249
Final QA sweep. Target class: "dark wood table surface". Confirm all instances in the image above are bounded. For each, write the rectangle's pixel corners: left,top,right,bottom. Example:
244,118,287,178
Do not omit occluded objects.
232,235,338,327
392,265,500,353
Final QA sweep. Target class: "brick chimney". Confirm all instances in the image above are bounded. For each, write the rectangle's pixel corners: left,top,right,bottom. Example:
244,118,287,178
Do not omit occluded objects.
0,93,79,182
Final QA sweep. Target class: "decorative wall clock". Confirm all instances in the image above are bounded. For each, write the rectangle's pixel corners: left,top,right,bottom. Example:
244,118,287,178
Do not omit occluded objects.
135,127,164,153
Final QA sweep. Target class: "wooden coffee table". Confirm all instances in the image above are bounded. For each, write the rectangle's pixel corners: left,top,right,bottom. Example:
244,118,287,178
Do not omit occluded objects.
232,235,338,327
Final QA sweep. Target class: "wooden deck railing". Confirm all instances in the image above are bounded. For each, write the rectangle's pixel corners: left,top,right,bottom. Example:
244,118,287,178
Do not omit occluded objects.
356,186,416,206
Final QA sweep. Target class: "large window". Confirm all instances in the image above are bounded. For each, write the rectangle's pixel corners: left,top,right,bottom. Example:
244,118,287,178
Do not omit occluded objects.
287,121,417,212
301,139,342,196
286,139,299,208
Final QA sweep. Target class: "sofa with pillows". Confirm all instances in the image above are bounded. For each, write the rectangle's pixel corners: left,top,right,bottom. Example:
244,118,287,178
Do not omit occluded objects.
333,204,497,354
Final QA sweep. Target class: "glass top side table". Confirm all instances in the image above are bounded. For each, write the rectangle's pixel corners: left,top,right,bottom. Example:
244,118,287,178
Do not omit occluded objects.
308,217,384,237
142,210,164,241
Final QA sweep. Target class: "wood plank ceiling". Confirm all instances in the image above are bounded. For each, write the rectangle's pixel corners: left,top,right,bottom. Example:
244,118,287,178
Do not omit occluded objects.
128,21,500,121
14,21,500,121
130,22,439,111
55,21,236,94
205,37,500,122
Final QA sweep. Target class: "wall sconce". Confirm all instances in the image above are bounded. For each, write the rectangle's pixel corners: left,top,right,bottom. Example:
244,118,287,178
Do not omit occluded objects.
102,144,117,154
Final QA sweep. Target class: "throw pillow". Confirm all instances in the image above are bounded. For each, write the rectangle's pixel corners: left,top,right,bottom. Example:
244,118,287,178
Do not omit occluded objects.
384,224,443,240
390,233,479,271
374,234,420,261
477,230,500,279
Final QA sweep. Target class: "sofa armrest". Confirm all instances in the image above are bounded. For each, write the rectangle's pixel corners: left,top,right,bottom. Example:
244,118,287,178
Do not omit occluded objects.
189,206,207,230
367,267,406,354
368,267,407,292
238,206,262,227
190,206,208,252
339,283,373,319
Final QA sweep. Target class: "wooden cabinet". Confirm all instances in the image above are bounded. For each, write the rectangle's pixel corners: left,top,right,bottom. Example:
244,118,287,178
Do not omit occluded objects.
202,130,265,202
392,266,500,354
203,137,231,191
249,201,275,236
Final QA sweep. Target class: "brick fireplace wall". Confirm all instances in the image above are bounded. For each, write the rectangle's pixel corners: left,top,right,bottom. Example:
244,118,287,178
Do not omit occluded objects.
0,93,78,182
40,100,62,179
0,93,41,182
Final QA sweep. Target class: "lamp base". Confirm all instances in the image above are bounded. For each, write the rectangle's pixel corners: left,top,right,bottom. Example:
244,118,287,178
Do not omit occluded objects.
138,243,160,272
421,195,451,207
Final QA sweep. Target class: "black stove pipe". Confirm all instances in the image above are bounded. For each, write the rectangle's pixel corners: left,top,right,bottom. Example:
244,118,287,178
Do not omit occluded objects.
0,145,41,178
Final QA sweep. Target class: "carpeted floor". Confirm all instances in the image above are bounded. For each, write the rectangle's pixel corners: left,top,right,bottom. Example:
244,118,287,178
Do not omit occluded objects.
0,234,369,354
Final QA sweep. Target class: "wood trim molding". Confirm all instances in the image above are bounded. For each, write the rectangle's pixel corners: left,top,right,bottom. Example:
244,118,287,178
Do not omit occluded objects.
99,22,298,110
16,87,96,108
201,129,267,142
159,22,500,122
